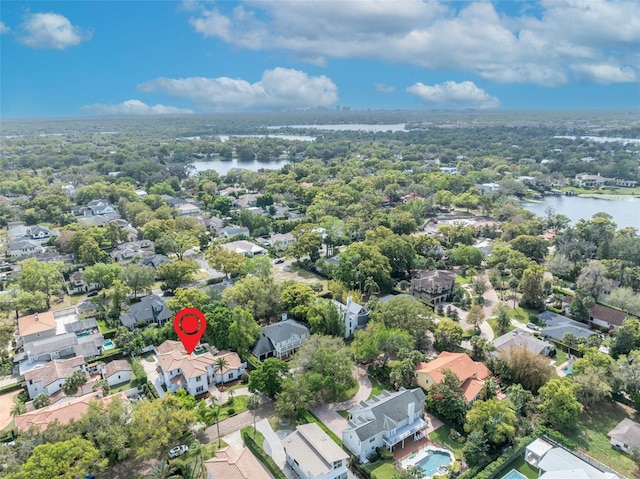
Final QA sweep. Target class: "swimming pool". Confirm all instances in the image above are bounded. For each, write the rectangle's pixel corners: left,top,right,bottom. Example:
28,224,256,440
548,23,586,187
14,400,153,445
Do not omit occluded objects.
104,340,115,350
563,362,574,375
76,331,91,338
501,469,527,479
402,447,454,477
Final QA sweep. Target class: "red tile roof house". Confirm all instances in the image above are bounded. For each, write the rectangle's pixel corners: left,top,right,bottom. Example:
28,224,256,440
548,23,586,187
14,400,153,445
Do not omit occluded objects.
415,352,492,404
562,296,630,330
24,356,87,400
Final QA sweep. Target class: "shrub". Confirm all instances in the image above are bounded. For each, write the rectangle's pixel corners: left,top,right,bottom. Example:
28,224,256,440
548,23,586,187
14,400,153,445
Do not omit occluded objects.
227,408,236,416
242,431,287,479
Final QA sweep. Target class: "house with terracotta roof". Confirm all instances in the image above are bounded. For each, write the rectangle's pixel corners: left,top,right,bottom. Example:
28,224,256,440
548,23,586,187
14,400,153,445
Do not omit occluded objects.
284,423,349,479
156,340,246,396
204,446,271,479
18,311,57,344
99,359,132,387
24,356,87,400
15,391,127,432
415,352,492,404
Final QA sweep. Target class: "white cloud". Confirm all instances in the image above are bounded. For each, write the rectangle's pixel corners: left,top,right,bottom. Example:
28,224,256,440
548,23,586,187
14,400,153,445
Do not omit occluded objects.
375,83,396,93
570,63,638,84
18,12,90,49
407,81,499,109
81,100,194,116
0,21,10,34
187,0,640,86
137,68,338,111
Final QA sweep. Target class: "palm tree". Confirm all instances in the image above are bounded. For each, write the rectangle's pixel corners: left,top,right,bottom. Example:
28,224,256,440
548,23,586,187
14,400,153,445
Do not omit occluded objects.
211,404,222,447
188,439,206,479
509,278,519,309
247,394,260,438
147,462,179,479
214,357,229,388
62,369,88,397
11,401,26,417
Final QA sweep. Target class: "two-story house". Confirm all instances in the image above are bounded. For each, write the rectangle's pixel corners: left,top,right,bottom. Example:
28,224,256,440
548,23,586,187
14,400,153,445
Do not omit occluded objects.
252,319,310,360
24,356,87,399
87,199,115,215
204,446,271,479
120,295,173,330
156,340,246,396
332,297,370,339
410,270,456,306
415,352,492,404
7,239,44,258
342,388,427,463
284,423,349,479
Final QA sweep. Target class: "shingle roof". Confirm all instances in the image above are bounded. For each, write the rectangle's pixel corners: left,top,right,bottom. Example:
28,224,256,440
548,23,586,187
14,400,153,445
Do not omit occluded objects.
120,295,172,327
537,311,596,341
251,336,275,358
492,331,551,356
608,418,640,450
284,423,348,477
589,304,628,327
24,356,85,388
261,320,309,345
24,334,79,357
64,318,97,334
18,311,57,337
538,447,616,479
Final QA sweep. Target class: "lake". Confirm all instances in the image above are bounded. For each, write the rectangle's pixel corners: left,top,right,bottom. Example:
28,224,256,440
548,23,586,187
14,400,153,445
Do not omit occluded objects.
191,158,291,175
522,195,640,230
269,123,407,132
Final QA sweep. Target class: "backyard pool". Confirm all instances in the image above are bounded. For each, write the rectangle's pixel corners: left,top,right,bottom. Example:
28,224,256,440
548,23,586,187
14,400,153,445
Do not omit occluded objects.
103,340,115,350
501,469,527,479
76,331,91,338
402,447,454,477
563,362,574,375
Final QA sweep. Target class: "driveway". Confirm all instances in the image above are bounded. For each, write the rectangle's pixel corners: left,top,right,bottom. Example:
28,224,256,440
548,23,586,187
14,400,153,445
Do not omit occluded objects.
199,398,276,443
140,354,165,398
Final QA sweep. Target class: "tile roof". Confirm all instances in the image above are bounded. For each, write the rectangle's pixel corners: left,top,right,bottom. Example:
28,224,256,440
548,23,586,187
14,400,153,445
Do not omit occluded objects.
204,447,271,479
156,340,243,378
284,423,348,477
24,356,85,388
18,311,56,337
16,391,126,431
102,359,131,379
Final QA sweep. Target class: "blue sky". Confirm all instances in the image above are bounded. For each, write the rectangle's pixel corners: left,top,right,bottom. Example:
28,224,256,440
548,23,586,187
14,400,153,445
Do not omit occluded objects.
1,0,639,118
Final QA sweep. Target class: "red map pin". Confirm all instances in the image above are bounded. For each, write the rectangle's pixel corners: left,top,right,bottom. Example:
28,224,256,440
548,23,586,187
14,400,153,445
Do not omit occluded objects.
174,308,207,355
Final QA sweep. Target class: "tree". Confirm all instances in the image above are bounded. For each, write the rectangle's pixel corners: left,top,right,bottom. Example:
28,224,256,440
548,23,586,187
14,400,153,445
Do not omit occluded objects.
607,287,640,316
466,304,485,333
392,466,425,479
501,346,554,393
506,383,533,415
450,245,483,269
11,400,26,417
222,276,281,321
33,393,50,409
123,263,155,298
205,245,245,279
165,287,210,312
577,260,613,300
335,243,393,293
612,350,640,409
433,320,463,351
538,378,582,431
289,229,323,262
562,332,579,356
292,335,356,401
470,336,494,361
611,317,640,358
508,277,519,308
241,255,273,281
519,264,545,310
494,302,511,334
18,259,64,308
463,429,489,467
155,231,198,261
227,306,261,353
509,235,548,260
465,398,517,446
12,437,107,479
61,369,88,397
425,369,468,426
351,322,414,366
568,292,594,323
280,283,315,320
307,299,345,337
377,296,434,339
157,259,199,293
247,393,261,438
202,301,233,351
276,375,314,420
214,357,230,384
83,263,122,291
573,367,612,409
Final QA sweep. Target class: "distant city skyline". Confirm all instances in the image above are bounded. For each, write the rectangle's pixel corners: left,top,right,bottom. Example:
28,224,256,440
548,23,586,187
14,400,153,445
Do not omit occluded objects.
1,0,639,118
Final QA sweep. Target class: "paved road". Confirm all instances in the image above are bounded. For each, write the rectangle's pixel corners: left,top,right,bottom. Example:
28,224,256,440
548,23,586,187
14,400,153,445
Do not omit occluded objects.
199,398,276,443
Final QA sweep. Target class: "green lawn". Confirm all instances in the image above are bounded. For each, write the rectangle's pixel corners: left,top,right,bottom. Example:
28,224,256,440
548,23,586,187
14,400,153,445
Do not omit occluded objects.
337,410,350,419
111,378,139,393
428,426,465,454
487,318,514,336
363,460,398,479
368,376,386,400
566,401,638,478
220,395,248,418
554,349,568,366
508,455,538,479
455,274,473,284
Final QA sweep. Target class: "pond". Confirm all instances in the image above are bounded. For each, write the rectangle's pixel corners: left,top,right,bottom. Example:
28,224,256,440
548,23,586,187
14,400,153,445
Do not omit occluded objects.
191,158,291,175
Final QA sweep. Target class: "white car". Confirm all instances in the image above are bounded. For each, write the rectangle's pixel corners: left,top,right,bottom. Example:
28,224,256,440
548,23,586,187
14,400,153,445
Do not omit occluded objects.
169,445,189,459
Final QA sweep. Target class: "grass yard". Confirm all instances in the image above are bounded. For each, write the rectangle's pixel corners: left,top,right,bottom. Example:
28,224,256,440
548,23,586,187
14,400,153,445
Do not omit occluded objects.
455,274,473,284
111,378,139,393
368,376,386,400
508,455,538,479
566,401,639,478
272,264,328,289
220,395,248,419
487,317,514,335
362,460,398,479
554,349,568,366
428,426,465,454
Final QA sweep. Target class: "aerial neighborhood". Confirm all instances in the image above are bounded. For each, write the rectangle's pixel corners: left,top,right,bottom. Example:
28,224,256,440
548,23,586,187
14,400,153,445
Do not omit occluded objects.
0,112,638,479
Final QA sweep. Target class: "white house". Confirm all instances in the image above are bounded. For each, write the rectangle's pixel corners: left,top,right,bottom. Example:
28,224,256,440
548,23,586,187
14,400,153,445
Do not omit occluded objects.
156,340,246,396
608,418,640,455
342,388,427,463
284,423,349,479
24,356,86,400
251,319,310,361
271,232,296,251
7,239,43,258
332,297,370,339
221,240,267,257
100,359,132,387
87,199,115,215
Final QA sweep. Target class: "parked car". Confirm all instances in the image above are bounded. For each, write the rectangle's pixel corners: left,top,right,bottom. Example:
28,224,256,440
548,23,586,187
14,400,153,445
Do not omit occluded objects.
169,445,189,459
274,258,285,264
526,323,540,331
86,291,99,297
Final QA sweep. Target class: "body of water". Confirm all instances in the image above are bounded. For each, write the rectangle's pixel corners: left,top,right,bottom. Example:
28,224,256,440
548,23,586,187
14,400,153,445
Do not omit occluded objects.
554,135,640,145
191,158,291,175
522,195,640,230
269,123,407,132
217,134,316,142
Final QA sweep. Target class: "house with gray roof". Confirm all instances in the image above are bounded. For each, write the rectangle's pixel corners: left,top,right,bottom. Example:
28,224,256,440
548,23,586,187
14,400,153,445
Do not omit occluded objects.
252,319,310,360
284,423,348,479
410,270,456,305
608,418,640,455
140,254,171,270
537,311,596,342
219,226,250,239
8,239,43,258
332,296,369,339
342,388,427,463
120,294,173,330
492,330,553,358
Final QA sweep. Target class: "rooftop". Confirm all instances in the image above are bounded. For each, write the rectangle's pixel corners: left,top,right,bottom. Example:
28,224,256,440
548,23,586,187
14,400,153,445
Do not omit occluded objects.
18,311,56,337
284,423,348,476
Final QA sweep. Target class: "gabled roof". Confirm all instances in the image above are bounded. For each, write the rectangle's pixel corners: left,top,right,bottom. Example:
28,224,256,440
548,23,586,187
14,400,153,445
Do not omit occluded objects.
589,304,628,327
261,319,309,345
120,295,172,327
156,340,243,379
23,333,79,357
204,446,270,479
102,359,132,379
492,331,551,356
608,418,640,450
538,447,618,479
221,240,266,255
284,423,348,476
139,254,171,269
345,388,425,441
24,356,85,388
18,311,57,337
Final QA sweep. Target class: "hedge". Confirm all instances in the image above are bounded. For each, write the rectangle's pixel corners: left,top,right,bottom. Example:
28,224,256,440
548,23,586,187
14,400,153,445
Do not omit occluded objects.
87,348,125,364
0,382,23,395
458,433,537,479
242,430,287,479
300,410,343,446
246,354,261,371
